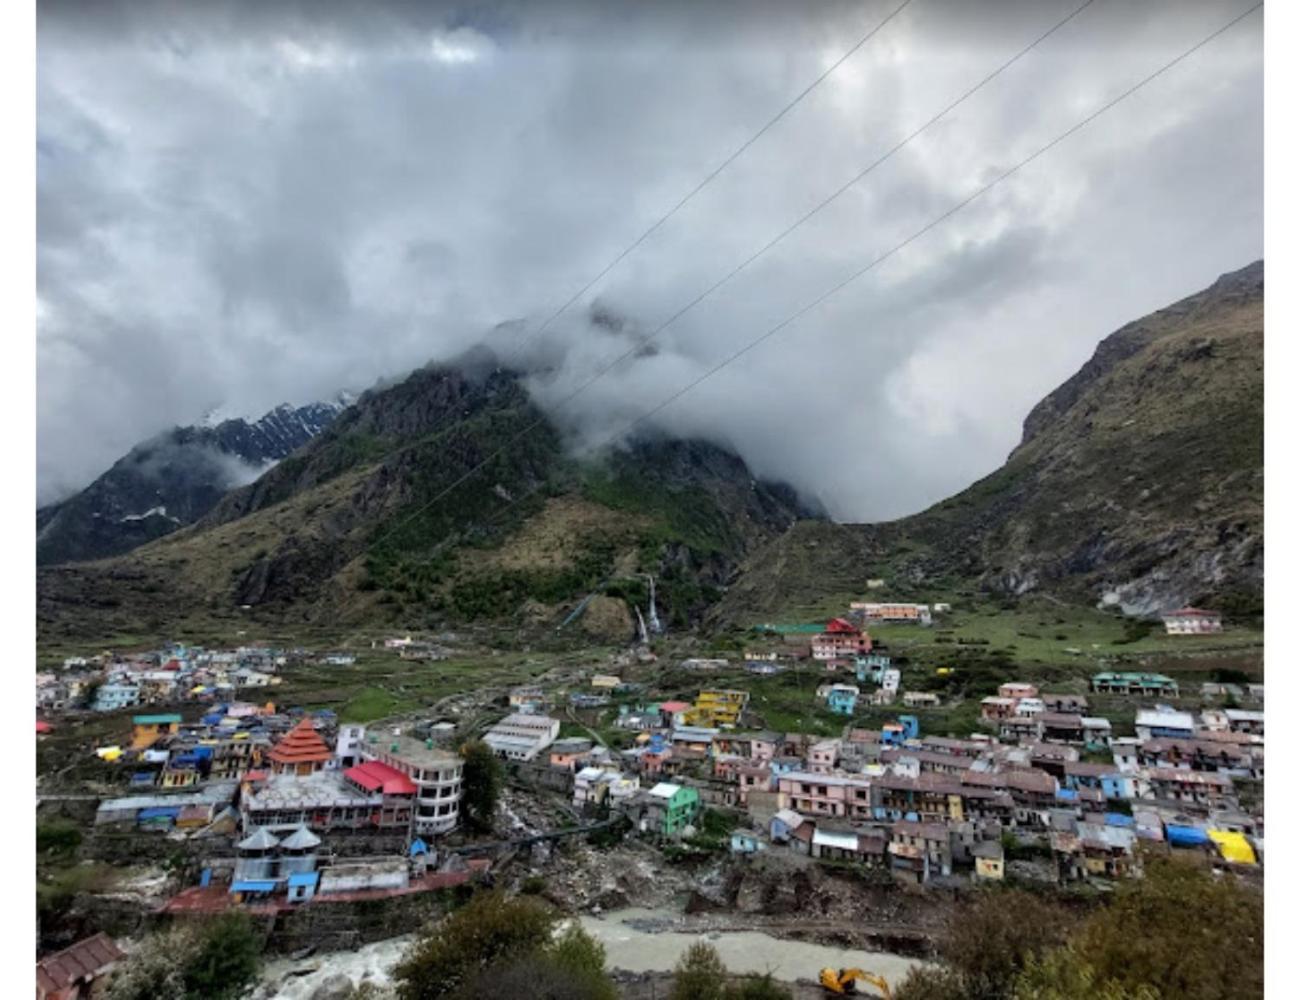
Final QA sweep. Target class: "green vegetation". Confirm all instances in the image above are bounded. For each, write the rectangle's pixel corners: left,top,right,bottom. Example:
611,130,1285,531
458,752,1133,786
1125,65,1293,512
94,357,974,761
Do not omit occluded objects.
105,912,262,1000
669,942,793,1000
460,740,503,834
339,685,403,723
394,891,617,1000
893,859,1262,1000
36,819,82,857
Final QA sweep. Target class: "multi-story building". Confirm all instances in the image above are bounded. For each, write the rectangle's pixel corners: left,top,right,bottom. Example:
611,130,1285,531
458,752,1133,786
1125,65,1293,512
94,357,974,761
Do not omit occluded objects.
777,771,873,820
851,602,932,625
811,618,873,661
362,734,465,836
268,718,334,776
688,690,750,728
1091,672,1179,697
1161,607,1223,635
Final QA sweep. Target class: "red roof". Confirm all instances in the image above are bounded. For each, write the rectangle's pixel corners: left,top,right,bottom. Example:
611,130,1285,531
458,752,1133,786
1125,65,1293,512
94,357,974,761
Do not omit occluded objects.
660,701,691,712
1164,607,1219,617
268,718,333,766
824,617,857,633
36,933,124,997
36,720,53,734
243,769,268,783
345,760,417,795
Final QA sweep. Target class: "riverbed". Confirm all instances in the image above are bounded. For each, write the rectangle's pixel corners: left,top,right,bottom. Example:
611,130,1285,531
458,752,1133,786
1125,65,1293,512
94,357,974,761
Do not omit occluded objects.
256,908,925,997
580,908,924,984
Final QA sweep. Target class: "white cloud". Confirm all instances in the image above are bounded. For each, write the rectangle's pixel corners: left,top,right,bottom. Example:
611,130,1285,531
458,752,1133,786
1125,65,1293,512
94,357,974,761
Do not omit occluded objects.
36,0,1262,517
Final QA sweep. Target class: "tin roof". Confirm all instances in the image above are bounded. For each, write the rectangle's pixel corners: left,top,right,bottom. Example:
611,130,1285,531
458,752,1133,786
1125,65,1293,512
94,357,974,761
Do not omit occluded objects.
35,933,124,995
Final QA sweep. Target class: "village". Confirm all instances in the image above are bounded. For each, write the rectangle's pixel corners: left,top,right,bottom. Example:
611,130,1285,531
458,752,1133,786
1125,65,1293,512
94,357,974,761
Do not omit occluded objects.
34,599,1263,998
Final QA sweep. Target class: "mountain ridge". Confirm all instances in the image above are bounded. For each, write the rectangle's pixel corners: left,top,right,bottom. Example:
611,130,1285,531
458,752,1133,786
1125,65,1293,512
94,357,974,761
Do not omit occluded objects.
36,397,350,566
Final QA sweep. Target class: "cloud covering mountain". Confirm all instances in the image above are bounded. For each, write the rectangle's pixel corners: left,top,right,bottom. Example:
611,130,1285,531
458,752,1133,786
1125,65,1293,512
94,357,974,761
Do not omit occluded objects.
37,0,1261,517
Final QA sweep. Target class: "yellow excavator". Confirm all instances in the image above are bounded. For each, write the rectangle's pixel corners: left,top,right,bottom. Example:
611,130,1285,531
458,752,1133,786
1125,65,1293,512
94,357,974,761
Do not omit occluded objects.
818,967,892,998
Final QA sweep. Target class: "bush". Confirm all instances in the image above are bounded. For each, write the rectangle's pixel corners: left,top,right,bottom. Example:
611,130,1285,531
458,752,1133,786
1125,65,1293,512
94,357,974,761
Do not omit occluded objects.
395,893,618,1000
36,820,82,856
670,942,728,1000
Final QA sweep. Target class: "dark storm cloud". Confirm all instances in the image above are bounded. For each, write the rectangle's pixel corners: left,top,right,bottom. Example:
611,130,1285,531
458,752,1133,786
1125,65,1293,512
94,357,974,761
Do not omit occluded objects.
37,0,1262,518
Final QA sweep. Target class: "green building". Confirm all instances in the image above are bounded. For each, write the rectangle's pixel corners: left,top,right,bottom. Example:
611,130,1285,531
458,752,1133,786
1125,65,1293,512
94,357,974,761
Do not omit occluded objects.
644,782,701,837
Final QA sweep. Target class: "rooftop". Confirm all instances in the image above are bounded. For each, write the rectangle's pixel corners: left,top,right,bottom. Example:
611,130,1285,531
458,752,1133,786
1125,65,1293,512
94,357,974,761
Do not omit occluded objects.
371,733,463,769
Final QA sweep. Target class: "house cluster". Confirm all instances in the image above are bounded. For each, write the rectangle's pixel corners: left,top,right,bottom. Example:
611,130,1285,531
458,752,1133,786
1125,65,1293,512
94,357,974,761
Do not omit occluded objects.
375,635,448,661
555,668,1264,885
37,642,292,715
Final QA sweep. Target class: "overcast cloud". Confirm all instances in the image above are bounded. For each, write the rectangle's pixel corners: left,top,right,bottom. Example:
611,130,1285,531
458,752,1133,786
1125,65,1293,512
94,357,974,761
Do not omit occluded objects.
36,0,1262,518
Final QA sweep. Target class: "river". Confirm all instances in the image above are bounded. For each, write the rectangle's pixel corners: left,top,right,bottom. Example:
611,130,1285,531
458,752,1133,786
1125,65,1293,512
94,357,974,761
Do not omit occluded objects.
257,909,923,997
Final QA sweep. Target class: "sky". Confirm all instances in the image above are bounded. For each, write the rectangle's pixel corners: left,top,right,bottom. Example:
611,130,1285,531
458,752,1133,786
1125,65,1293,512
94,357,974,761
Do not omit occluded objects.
36,0,1263,519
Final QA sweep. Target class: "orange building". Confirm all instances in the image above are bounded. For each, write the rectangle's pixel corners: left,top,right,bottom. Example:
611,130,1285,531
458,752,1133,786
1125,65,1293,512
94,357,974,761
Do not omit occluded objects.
268,718,333,776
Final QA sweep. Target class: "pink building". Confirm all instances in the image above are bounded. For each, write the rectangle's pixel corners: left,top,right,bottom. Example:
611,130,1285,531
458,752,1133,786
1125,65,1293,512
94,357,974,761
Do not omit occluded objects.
777,771,873,820
811,618,873,661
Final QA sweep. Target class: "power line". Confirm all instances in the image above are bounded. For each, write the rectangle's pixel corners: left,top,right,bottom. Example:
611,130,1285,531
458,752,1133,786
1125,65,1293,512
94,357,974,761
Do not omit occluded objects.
367,0,1261,579
504,0,917,362
365,0,1098,553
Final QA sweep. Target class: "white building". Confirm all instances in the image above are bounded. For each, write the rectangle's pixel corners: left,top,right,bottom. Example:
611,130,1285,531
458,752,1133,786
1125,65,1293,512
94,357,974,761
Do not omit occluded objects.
483,713,561,762
1135,709,1196,741
1161,607,1223,635
1014,697,1045,718
363,733,465,836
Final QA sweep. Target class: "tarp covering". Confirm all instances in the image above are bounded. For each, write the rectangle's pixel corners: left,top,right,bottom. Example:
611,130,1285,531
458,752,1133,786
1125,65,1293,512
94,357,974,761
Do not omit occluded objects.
1208,829,1257,865
1165,824,1210,847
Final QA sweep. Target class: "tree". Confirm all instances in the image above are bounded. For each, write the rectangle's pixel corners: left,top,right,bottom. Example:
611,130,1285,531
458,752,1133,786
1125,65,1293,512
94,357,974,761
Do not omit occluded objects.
893,888,1077,1000
726,973,794,1000
670,942,728,1000
105,915,261,1000
394,892,558,1000
1014,947,1159,1000
181,911,262,1000
460,740,503,833
1023,858,1262,1000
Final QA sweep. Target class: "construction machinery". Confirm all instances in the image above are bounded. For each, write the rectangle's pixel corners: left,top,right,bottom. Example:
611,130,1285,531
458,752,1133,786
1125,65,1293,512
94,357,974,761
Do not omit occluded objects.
818,967,892,998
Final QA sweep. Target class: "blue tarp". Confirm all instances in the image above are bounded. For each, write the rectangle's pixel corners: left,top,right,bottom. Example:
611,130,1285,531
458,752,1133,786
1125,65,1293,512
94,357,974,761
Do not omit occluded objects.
287,872,319,888
231,879,278,893
409,838,430,857
1166,824,1210,847
1104,812,1135,827
1056,789,1079,801
137,807,181,820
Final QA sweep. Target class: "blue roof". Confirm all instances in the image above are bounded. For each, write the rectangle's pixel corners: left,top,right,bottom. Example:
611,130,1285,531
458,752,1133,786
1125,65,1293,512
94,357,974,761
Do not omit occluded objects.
1104,813,1135,827
287,872,320,888
138,807,180,819
1056,789,1079,801
231,879,278,892
409,838,430,856
1166,824,1210,847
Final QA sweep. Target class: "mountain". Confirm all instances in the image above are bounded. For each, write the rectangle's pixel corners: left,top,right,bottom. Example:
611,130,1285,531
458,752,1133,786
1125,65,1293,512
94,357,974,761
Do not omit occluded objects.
36,398,352,566
717,260,1264,623
36,354,813,640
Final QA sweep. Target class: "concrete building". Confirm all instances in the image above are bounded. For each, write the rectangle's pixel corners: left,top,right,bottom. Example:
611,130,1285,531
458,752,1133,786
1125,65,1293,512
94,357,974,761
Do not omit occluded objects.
1161,607,1223,635
363,733,465,835
483,714,560,762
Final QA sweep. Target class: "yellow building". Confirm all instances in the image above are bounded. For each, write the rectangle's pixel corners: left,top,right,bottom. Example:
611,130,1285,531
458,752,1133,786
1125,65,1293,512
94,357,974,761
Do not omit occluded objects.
591,675,622,689
687,689,750,728
131,713,182,749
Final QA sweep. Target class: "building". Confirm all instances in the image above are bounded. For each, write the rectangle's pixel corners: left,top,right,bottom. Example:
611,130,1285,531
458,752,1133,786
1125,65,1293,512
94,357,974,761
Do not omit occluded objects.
903,691,940,708
980,696,1017,721
482,714,560,761
36,933,125,1000
777,771,873,820
362,733,465,835
1135,709,1196,742
811,618,873,661
268,718,333,776
1161,607,1223,635
549,738,594,771
591,674,622,690
93,682,140,712
639,783,701,838
509,686,546,713
851,602,932,625
334,724,366,769
131,713,182,749
825,684,860,715
242,771,394,834
998,682,1038,700
888,821,953,882
971,840,1005,880
1091,672,1179,698
688,690,750,728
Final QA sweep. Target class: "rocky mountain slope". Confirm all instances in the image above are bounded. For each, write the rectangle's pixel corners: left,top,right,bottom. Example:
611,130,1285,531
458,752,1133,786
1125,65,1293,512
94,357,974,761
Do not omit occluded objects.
37,399,351,565
717,260,1264,623
37,354,813,640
